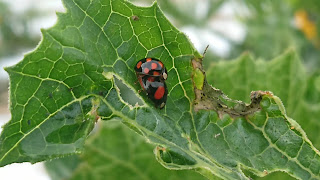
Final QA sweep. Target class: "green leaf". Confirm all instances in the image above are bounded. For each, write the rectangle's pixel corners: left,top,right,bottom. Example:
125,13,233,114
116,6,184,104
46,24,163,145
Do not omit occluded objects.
46,121,207,180
0,0,199,167
1,0,320,180
206,51,320,149
45,154,80,180
206,50,320,179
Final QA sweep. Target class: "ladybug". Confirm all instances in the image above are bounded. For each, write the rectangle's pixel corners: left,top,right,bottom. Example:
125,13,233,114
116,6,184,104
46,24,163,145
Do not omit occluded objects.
137,75,167,109
135,58,168,109
134,58,168,80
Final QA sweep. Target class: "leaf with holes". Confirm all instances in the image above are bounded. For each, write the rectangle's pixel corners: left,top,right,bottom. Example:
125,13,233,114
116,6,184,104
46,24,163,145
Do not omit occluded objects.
206,51,320,179
1,0,320,179
206,51,320,149
45,121,207,180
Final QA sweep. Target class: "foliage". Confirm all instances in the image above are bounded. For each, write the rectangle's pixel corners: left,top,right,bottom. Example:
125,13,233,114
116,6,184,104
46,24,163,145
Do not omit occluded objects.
0,0,319,180
234,0,320,72
0,2,39,58
207,51,320,179
46,121,207,180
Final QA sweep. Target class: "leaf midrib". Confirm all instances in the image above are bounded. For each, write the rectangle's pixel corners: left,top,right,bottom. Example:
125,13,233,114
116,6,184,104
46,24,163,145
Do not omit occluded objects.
97,92,248,179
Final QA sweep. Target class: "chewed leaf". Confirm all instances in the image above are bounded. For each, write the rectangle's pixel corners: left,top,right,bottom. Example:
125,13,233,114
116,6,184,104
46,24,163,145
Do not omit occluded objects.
0,0,198,167
206,51,320,150
1,0,320,180
46,121,207,180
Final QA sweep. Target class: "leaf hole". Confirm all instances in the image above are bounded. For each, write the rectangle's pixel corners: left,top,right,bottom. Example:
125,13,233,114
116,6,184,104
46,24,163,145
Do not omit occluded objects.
114,76,144,107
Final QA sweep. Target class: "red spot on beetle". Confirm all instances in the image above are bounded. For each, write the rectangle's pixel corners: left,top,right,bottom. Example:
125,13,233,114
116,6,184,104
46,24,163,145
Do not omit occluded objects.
136,61,142,69
151,63,157,69
153,71,160,76
154,86,165,100
158,61,163,68
146,58,152,62
144,68,150,74
148,77,155,82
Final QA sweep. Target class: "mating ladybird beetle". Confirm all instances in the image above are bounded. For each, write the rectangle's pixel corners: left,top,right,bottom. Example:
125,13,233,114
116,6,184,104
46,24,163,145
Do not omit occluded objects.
134,58,168,80
135,58,168,109
137,75,167,109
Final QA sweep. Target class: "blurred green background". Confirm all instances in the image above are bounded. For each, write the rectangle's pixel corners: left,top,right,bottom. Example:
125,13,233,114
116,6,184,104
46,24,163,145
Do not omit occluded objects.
0,0,319,179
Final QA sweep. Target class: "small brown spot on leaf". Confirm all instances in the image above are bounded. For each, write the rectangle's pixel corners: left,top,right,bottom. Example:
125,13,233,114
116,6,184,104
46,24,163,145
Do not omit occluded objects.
263,170,268,175
95,115,100,122
132,15,139,21
156,146,166,152
99,91,104,96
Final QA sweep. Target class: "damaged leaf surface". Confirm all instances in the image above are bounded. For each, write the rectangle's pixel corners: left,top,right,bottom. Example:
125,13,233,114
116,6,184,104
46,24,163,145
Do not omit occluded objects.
1,0,319,179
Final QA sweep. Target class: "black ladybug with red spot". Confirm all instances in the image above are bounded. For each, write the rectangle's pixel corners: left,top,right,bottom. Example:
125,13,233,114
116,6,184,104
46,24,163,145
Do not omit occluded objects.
135,58,168,80
135,58,168,109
